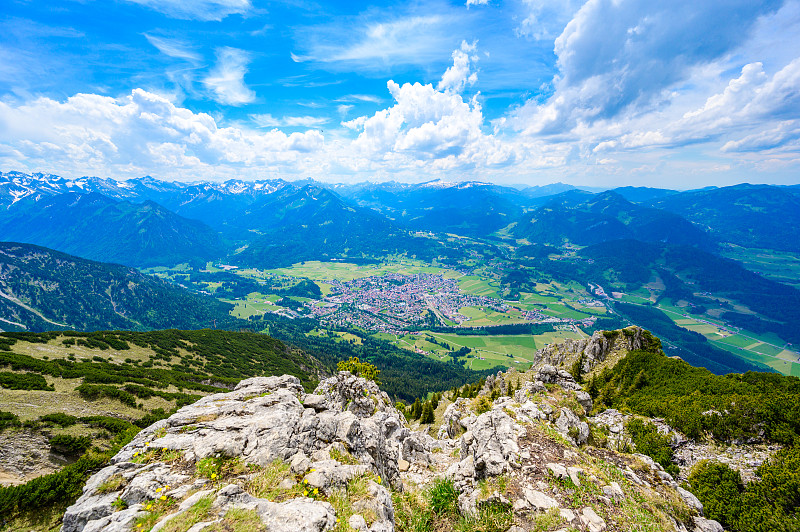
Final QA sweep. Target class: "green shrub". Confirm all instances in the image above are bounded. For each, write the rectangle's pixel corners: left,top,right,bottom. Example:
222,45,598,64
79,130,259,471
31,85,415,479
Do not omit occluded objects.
49,435,92,455
688,460,744,527
688,447,800,532
75,384,137,407
0,371,53,390
38,413,79,426
0,410,20,429
626,418,679,477
79,415,136,434
474,395,492,415
337,357,381,384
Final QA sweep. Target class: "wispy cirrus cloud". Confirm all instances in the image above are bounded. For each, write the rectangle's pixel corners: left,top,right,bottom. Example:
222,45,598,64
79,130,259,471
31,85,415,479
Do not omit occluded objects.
203,47,255,106
293,14,462,71
123,0,251,21
340,94,383,103
144,34,202,63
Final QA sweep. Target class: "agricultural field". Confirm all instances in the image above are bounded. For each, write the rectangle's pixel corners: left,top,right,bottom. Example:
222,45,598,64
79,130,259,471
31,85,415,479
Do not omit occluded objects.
256,259,461,283
380,329,586,371
719,245,800,289
458,306,528,327
457,275,502,298
306,329,363,345
226,292,282,319
653,301,800,377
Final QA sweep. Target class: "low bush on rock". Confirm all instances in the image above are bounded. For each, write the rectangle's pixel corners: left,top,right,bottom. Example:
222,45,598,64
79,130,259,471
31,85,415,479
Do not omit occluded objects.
49,434,92,455
688,446,800,532
626,418,679,477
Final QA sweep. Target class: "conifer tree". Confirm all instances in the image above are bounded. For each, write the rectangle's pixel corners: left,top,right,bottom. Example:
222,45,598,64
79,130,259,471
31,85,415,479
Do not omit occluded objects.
411,398,421,420
420,401,435,424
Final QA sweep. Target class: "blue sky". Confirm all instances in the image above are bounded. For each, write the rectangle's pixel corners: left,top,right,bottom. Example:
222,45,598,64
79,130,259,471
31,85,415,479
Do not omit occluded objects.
1,0,799,187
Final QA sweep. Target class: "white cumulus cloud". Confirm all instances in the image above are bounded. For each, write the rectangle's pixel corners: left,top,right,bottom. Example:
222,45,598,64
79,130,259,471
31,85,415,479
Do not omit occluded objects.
341,43,514,172
0,89,323,178
513,0,785,135
251,114,328,128
437,41,479,94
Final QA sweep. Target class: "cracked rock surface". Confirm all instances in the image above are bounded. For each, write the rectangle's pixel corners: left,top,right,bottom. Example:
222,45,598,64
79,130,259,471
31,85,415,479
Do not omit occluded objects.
62,372,422,532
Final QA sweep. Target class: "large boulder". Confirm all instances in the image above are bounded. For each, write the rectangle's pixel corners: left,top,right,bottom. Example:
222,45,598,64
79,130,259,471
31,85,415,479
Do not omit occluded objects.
458,408,521,479
437,398,474,439
555,408,589,445
62,373,414,532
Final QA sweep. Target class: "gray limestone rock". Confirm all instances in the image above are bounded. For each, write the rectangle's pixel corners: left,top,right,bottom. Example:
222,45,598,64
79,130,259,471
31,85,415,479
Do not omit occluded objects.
445,456,476,493
212,484,336,532
62,492,119,532
437,398,472,439
567,466,583,487
523,488,559,511
575,391,593,415
580,506,607,532
303,394,328,411
693,517,724,532
460,409,520,479
678,486,704,516
303,460,369,492
61,373,404,532
555,408,589,445
533,326,655,373
349,514,368,532
546,462,569,480
602,482,624,499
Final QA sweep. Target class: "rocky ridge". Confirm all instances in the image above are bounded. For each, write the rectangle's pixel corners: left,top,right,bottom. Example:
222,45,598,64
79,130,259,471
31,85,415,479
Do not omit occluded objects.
64,357,724,532
533,326,661,375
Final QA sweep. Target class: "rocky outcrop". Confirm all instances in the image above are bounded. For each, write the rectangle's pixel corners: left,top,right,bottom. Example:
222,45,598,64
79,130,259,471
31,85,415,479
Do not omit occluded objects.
438,363,721,532
0,428,71,486
533,326,660,373
61,346,725,532
436,398,474,440
62,372,423,532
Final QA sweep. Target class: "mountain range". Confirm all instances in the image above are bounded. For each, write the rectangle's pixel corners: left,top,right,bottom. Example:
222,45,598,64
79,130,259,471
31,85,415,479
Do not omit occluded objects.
0,241,231,331
3,172,800,267
2,171,800,352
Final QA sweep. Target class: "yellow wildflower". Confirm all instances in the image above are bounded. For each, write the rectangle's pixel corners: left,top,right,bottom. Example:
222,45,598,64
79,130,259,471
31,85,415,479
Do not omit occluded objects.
303,479,308,484
160,495,167,501
303,490,308,496
155,487,162,492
